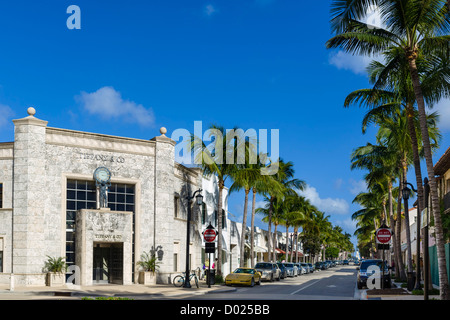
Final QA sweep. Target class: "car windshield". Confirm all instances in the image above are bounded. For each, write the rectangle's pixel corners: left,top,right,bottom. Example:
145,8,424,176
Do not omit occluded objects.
255,263,272,269
360,260,387,270
234,268,254,274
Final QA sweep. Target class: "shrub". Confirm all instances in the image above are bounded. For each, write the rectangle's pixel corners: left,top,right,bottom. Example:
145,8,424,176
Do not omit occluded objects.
136,251,160,273
44,256,67,273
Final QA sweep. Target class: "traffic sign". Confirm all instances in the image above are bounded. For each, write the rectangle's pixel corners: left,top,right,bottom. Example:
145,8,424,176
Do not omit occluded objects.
376,227,392,244
203,228,217,242
205,242,215,253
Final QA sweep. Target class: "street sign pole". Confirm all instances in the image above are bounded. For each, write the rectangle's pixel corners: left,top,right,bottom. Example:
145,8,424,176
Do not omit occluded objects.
208,251,211,288
382,246,385,290
376,225,392,290
203,223,217,288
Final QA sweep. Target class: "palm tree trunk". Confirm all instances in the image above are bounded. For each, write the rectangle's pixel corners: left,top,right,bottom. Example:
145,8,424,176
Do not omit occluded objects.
396,177,407,281
294,227,298,263
273,223,278,262
388,181,398,272
408,56,449,300
250,188,256,268
217,179,224,277
405,104,424,289
267,197,274,262
239,189,250,267
285,225,290,262
402,160,413,274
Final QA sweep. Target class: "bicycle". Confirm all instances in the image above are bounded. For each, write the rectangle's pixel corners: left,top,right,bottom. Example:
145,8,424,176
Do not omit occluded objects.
173,270,199,288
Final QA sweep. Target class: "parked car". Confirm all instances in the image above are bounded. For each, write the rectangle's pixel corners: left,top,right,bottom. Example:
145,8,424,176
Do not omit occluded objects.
356,259,391,289
225,268,262,287
294,263,303,275
283,263,296,277
276,262,287,279
315,261,324,270
255,262,281,282
308,263,315,272
301,263,310,273
343,260,349,265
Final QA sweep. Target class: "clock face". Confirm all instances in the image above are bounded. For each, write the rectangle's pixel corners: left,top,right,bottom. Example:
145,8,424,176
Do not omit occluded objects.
94,167,111,184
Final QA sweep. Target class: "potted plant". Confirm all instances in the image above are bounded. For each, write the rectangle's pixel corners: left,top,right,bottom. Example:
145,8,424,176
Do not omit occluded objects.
137,251,160,285
44,256,67,287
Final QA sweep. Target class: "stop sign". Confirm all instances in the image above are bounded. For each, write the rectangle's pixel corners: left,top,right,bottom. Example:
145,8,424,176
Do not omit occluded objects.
203,228,217,242
376,228,392,244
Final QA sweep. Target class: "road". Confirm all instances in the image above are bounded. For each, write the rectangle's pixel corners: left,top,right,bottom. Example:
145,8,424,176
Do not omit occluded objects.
184,264,359,300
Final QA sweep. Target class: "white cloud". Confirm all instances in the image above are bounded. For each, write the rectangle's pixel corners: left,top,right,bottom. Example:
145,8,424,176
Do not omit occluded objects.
204,4,217,16
329,51,373,75
349,179,367,196
334,217,357,234
77,86,155,127
299,185,349,215
432,98,450,131
0,104,14,129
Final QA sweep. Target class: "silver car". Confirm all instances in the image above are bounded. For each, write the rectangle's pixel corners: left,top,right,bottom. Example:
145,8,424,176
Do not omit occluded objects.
301,263,311,273
255,262,281,282
283,263,297,277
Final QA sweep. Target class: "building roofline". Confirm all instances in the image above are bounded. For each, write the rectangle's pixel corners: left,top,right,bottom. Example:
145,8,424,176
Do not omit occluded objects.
434,146,450,176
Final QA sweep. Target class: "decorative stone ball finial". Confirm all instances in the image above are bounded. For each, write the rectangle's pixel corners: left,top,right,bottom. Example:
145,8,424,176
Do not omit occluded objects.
160,127,167,136
27,107,36,116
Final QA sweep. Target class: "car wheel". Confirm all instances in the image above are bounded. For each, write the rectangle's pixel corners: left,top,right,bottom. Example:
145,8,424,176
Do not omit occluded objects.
357,281,362,290
250,277,255,287
277,273,281,281
270,274,274,282
256,277,261,285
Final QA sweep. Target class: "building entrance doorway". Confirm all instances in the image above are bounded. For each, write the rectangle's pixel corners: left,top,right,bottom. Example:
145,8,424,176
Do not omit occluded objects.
93,243,123,284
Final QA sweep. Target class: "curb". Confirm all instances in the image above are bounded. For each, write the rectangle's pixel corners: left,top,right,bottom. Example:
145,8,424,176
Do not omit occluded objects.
0,284,237,299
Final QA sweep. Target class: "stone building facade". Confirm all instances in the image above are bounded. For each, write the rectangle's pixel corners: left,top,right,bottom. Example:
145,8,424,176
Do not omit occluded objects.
0,108,203,286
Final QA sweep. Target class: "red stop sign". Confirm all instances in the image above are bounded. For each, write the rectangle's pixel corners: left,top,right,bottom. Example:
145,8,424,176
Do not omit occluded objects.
203,228,217,242
376,228,391,244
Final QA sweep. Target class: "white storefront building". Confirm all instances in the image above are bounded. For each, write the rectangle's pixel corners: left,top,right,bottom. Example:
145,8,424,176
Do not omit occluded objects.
0,108,207,286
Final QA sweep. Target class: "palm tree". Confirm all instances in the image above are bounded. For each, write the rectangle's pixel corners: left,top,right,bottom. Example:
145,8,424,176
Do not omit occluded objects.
297,201,322,262
351,142,405,278
248,162,283,267
351,104,440,279
230,166,261,267
344,49,446,286
327,0,450,299
189,124,239,277
280,194,308,262
258,159,305,262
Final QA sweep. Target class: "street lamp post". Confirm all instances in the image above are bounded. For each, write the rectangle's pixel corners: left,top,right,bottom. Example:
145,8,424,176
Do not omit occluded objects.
183,188,203,288
402,180,418,291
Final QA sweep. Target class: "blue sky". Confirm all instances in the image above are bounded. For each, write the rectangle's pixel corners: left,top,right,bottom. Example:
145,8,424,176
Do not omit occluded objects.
1,1,449,251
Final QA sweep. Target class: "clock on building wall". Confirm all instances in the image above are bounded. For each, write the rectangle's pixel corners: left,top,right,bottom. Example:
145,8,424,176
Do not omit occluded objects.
93,166,111,185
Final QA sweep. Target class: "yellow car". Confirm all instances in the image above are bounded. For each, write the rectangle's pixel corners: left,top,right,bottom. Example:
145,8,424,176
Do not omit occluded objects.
225,268,262,287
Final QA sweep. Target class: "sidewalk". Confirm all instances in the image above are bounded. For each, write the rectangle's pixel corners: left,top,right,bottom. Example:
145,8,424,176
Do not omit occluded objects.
361,281,441,300
0,280,236,300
